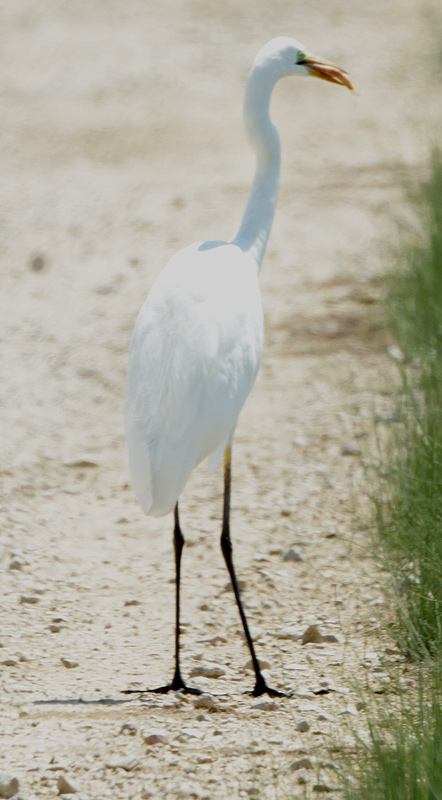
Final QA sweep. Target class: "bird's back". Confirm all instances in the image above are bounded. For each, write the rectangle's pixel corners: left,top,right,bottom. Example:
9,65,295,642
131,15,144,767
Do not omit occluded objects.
125,242,264,516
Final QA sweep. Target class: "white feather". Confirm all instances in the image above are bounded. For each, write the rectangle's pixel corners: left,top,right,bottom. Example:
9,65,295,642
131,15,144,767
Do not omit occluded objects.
125,242,263,516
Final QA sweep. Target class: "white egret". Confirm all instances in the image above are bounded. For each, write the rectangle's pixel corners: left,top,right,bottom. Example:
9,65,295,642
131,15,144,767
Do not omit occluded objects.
124,37,353,697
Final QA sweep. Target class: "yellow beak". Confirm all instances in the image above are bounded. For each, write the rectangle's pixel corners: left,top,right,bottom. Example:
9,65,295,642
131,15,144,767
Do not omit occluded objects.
300,53,354,91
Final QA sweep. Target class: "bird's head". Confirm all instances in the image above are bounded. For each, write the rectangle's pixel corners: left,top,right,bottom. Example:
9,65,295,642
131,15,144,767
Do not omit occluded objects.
254,37,354,91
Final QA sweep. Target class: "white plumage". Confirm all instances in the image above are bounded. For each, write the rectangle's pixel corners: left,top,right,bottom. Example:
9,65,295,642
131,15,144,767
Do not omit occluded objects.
125,242,263,516
124,37,352,697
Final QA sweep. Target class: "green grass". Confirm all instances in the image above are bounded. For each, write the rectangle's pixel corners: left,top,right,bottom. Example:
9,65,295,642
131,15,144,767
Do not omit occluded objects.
342,147,442,799
387,150,442,364
343,673,442,800
375,148,442,659
373,395,442,659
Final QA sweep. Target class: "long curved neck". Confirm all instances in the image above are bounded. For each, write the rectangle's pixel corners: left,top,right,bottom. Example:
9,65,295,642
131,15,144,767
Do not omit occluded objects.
231,66,281,270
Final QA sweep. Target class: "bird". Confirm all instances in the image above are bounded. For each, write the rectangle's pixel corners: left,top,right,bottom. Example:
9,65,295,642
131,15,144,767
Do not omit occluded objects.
124,37,353,698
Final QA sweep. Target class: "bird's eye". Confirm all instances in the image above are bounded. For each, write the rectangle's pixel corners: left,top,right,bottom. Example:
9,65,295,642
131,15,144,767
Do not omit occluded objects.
296,52,307,64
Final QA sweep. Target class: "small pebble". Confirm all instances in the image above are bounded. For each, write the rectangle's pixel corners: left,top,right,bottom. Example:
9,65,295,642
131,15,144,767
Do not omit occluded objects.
0,773,19,798
339,705,358,716
385,647,400,656
28,252,47,272
9,556,25,571
32,586,47,595
141,788,158,799
322,634,339,643
388,344,404,361
192,693,218,710
297,769,309,785
144,733,168,746
94,282,116,295
341,442,360,456
222,579,246,593
1,659,18,668
252,700,278,711
178,726,205,740
19,595,39,605
290,758,313,771
57,774,79,794
189,663,225,679
276,627,300,641
301,625,324,645
16,653,30,663
60,658,79,669
64,459,98,468
243,658,271,671
204,635,228,645
296,720,310,733
120,722,138,736
283,548,304,563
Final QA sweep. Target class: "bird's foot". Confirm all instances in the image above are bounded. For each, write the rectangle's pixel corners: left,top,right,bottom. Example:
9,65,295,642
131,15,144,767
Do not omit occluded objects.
249,676,292,698
122,674,202,696
151,682,203,696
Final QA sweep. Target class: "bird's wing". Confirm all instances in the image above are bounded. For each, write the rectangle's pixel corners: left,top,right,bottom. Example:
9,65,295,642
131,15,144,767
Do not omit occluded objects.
125,244,263,516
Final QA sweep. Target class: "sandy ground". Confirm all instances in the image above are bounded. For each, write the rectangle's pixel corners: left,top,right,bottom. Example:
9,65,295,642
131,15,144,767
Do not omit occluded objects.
1,1,441,798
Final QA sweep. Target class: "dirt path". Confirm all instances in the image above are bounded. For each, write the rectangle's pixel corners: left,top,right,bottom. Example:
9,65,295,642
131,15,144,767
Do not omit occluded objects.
0,1,440,798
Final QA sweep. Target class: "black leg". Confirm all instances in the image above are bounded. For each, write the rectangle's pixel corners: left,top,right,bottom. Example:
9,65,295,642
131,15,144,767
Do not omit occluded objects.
123,502,201,696
171,502,185,687
220,445,289,697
